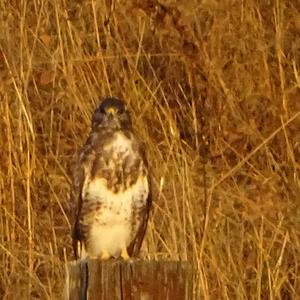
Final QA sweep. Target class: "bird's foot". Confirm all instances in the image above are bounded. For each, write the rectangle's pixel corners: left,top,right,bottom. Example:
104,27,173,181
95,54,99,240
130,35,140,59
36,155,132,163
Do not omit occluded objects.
99,250,110,260
121,247,130,261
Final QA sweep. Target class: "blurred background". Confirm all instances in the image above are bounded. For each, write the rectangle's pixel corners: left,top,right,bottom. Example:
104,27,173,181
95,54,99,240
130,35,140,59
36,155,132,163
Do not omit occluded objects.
0,0,299,299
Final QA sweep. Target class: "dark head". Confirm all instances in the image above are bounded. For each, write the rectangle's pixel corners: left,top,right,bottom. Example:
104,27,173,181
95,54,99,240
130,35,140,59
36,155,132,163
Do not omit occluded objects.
92,97,132,130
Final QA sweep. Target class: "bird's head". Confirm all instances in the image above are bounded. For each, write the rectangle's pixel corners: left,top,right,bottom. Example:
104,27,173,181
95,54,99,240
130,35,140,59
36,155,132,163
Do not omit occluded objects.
92,97,132,130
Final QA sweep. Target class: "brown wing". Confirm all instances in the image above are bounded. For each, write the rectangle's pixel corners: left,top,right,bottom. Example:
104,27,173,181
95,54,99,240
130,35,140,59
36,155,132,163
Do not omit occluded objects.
127,181,152,257
70,128,114,259
69,158,85,259
127,140,152,257
69,132,97,259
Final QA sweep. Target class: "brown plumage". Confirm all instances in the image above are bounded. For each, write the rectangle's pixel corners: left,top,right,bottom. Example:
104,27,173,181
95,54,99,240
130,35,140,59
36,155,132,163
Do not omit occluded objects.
69,97,151,260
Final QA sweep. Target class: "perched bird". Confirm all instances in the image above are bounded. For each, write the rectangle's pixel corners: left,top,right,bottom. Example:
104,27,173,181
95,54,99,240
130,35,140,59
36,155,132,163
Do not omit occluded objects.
69,97,151,260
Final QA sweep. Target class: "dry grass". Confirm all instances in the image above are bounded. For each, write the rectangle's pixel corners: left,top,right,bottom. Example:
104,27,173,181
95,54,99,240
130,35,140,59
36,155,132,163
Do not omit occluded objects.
0,0,300,299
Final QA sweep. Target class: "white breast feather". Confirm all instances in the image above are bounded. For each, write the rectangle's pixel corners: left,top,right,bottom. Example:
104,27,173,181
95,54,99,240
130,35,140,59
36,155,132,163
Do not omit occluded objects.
105,132,132,154
83,132,148,258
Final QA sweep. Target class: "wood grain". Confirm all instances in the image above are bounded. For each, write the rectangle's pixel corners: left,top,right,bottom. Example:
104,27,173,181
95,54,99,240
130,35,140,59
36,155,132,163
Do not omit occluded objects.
65,260,194,300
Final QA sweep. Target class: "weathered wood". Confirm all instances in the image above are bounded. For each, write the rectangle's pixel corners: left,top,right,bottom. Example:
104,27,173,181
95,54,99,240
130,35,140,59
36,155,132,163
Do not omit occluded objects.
66,260,194,300
65,260,89,300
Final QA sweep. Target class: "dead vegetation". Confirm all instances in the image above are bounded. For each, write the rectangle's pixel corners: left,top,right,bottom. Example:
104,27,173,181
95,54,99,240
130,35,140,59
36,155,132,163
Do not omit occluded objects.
0,0,300,299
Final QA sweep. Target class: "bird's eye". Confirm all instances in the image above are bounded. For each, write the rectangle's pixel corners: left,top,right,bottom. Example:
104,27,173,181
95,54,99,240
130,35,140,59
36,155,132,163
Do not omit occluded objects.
99,106,106,114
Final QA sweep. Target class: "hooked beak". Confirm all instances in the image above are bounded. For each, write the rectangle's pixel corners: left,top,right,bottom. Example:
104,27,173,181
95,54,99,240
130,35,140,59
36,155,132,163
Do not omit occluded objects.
106,107,121,127
106,107,117,120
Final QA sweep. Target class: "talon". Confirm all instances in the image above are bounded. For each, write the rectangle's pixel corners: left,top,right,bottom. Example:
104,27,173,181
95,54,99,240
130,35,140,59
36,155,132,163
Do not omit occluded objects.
121,247,130,261
100,250,110,260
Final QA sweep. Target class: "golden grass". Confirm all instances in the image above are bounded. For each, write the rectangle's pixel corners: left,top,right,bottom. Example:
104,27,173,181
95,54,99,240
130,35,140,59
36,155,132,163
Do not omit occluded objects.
0,0,300,299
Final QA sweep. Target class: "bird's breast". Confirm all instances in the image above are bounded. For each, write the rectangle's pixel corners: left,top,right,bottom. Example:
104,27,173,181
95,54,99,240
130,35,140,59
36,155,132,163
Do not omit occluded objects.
88,131,146,193
83,174,149,211
80,129,149,229
81,174,149,257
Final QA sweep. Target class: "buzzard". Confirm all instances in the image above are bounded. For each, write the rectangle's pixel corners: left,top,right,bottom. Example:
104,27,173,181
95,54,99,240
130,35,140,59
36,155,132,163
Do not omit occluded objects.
70,97,151,260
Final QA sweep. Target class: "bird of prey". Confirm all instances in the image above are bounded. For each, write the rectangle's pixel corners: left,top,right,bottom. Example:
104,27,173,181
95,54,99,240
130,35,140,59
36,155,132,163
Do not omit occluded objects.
69,97,151,260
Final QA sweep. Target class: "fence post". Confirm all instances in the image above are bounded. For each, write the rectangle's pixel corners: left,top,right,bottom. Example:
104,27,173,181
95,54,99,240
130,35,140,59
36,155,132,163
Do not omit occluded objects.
65,260,194,300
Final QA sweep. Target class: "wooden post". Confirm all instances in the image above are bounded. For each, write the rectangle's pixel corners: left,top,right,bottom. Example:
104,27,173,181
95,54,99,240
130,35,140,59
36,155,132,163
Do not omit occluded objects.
65,260,194,300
